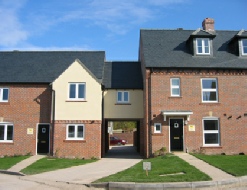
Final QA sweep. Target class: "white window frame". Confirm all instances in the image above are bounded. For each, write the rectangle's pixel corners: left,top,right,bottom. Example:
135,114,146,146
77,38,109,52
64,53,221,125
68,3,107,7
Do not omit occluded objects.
202,118,220,146
154,123,161,133
242,39,247,55
117,91,129,103
68,83,86,100
0,123,14,142
201,78,218,103
66,124,85,140
170,78,180,96
0,88,9,102
196,38,210,55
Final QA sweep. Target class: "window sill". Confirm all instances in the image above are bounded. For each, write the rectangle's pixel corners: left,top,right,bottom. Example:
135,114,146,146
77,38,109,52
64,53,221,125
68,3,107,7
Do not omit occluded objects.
0,141,14,144
66,100,87,102
152,133,163,136
201,146,222,148
115,103,131,105
199,102,221,105
64,140,86,143
195,53,211,56
169,96,182,98
0,102,10,105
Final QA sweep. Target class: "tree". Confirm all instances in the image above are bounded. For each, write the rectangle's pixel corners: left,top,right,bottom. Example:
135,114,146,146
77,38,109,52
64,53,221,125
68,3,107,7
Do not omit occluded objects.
113,121,136,132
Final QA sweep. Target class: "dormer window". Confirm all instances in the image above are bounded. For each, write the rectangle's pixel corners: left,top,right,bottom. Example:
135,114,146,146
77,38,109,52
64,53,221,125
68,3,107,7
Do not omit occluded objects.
241,39,247,55
196,38,210,55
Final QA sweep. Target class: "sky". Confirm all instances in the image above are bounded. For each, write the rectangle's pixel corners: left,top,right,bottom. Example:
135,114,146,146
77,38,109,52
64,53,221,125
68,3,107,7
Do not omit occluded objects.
0,0,246,61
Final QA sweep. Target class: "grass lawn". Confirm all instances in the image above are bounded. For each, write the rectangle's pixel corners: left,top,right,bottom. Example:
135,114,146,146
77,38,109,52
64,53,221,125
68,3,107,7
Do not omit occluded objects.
0,156,30,170
94,155,211,183
192,154,247,177
21,157,97,175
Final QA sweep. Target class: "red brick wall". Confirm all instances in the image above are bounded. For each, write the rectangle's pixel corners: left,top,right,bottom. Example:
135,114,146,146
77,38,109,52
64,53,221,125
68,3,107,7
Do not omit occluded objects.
148,69,247,155
0,84,52,156
53,120,102,159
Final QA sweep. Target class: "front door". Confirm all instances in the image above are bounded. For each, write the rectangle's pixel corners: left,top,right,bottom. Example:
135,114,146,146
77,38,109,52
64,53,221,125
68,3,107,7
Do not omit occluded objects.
170,119,183,151
37,124,50,154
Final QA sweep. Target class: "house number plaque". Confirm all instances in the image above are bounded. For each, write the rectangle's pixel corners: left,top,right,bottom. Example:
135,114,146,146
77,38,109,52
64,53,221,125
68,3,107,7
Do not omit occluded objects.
27,128,33,135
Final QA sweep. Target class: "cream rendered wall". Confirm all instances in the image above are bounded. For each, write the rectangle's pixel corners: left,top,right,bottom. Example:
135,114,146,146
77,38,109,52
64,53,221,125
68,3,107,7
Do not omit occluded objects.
52,60,102,120
104,90,143,118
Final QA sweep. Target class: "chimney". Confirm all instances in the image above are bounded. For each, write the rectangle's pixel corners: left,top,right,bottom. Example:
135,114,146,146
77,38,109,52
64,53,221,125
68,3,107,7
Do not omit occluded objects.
202,18,215,31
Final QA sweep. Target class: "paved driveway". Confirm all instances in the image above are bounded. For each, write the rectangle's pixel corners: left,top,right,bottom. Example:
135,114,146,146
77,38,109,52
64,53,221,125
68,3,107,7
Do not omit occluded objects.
25,145,142,184
0,145,141,189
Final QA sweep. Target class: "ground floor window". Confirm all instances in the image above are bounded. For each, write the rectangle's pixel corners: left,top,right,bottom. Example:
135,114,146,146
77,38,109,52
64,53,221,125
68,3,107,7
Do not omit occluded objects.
0,123,13,142
203,119,220,146
66,124,84,140
154,123,161,133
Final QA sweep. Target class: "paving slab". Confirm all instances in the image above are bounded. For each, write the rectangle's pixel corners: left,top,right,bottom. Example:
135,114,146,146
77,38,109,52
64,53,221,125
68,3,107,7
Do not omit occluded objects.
7,155,46,173
173,152,235,181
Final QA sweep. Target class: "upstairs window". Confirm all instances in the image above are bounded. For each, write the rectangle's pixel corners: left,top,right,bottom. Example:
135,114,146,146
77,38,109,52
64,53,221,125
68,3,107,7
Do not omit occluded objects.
0,123,13,142
117,91,129,103
68,83,85,100
201,78,218,102
196,38,210,55
170,78,180,96
242,39,247,55
0,88,9,102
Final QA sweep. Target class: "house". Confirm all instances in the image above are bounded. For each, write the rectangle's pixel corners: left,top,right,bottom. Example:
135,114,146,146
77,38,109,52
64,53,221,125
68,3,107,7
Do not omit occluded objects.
0,18,246,159
0,51,105,159
139,18,247,157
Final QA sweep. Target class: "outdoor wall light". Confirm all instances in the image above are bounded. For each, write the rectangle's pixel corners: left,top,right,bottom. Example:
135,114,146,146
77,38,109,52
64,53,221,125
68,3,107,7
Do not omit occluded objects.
227,115,232,119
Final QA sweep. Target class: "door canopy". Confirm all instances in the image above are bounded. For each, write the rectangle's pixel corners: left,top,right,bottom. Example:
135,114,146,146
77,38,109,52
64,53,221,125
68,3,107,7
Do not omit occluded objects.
161,110,193,122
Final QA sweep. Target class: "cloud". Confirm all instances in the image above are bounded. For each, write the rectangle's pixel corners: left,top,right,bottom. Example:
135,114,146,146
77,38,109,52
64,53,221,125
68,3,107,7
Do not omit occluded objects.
0,0,187,49
84,0,153,34
0,0,29,47
2,43,92,51
147,0,187,6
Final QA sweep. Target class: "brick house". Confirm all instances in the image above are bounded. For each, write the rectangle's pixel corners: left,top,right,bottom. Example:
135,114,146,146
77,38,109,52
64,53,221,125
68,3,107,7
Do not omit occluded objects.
0,18,246,159
139,18,247,157
0,51,105,158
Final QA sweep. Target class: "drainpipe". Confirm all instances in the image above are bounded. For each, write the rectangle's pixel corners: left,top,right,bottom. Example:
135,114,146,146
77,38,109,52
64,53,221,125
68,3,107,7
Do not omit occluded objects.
51,88,56,156
101,84,105,157
149,68,153,157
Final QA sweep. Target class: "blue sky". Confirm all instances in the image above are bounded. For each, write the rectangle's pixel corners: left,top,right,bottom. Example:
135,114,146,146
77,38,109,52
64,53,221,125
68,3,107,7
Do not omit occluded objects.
0,0,246,60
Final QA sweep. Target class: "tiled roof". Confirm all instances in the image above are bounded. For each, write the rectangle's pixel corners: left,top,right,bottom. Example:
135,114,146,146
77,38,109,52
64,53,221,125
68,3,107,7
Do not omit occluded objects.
103,61,143,89
0,51,105,83
140,29,247,69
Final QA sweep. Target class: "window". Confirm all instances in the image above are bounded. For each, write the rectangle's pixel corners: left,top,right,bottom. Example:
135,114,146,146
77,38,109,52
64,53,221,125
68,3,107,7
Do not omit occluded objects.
117,91,129,103
203,119,220,146
170,78,180,96
0,88,9,102
154,123,161,133
0,123,13,142
201,78,218,102
196,38,210,54
242,39,247,55
66,124,84,140
68,83,85,100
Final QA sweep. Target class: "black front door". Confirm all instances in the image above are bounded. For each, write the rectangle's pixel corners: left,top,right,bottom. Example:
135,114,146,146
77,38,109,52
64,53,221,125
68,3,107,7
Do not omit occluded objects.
37,124,50,154
170,119,183,151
